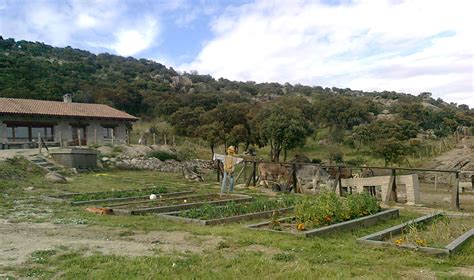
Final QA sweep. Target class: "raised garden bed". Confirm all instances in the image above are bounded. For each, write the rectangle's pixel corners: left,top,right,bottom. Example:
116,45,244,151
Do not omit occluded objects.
357,212,474,256
46,187,192,205
111,193,253,215
247,192,399,237
158,197,298,225
107,193,230,209
248,208,399,237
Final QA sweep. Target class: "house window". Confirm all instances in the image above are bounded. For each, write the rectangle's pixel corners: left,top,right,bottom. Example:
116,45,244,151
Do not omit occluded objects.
6,125,54,142
7,126,29,142
103,127,116,139
31,126,54,142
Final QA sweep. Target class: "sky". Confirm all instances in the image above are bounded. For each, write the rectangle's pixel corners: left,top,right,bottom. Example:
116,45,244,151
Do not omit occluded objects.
0,0,473,107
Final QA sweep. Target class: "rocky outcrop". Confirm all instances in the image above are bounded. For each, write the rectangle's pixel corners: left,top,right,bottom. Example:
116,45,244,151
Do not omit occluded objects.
45,172,68,183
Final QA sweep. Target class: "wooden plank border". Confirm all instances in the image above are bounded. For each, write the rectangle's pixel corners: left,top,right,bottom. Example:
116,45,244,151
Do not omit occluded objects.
247,208,399,237
112,194,253,215
157,207,294,226
70,190,194,206
357,212,474,256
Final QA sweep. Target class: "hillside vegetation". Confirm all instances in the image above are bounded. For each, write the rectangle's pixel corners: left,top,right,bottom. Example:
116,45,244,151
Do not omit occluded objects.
1,37,473,165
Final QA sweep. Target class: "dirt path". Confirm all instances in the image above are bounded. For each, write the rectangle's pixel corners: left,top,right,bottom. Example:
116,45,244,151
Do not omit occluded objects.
421,138,473,172
0,219,222,267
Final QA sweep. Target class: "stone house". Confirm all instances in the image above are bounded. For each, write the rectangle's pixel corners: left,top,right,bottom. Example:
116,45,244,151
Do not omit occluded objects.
0,95,138,149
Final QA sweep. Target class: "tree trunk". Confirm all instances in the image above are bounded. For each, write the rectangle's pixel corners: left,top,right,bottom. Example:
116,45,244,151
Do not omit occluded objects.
245,141,250,151
283,148,287,162
210,144,215,160
272,148,281,162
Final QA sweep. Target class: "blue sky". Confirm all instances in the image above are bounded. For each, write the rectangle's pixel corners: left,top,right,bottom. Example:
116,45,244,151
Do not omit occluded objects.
0,0,472,106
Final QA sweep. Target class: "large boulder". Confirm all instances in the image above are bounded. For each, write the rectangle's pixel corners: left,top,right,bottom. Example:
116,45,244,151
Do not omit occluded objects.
45,172,68,183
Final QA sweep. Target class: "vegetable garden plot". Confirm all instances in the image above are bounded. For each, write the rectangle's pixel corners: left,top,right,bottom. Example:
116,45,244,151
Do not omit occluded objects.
106,193,230,209
248,209,399,237
247,192,399,237
158,196,298,225
358,212,474,256
110,193,253,215
46,186,192,205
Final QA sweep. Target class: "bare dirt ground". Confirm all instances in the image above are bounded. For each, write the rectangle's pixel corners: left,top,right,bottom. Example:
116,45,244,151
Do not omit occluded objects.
0,219,222,267
0,148,42,160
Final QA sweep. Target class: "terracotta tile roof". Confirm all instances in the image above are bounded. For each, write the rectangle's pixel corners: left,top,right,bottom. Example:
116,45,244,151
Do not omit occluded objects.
0,98,138,121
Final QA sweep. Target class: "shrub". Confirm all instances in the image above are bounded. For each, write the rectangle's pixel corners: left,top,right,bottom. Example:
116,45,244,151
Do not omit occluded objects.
147,150,178,161
311,158,322,164
176,145,197,161
112,146,124,153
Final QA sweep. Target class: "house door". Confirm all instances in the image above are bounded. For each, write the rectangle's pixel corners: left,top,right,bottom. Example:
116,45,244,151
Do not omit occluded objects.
71,126,87,146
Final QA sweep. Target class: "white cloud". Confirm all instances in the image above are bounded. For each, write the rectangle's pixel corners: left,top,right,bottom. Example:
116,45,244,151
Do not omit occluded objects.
0,0,160,56
110,18,160,56
76,13,99,28
182,0,474,106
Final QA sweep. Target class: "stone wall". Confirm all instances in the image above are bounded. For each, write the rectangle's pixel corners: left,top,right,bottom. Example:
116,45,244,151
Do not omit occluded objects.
101,156,214,173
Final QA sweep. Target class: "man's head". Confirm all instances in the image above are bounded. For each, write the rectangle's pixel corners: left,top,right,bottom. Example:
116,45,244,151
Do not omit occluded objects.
227,146,235,155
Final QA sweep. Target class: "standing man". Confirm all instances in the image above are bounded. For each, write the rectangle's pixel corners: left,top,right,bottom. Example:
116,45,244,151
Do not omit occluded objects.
221,146,238,194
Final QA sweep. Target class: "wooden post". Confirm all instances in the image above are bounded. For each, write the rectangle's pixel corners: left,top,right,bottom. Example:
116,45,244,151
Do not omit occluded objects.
337,166,343,196
451,172,460,210
164,134,167,145
59,131,62,147
216,160,221,182
292,163,297,193
111,129,115,146
38,132,41,154
94,129,97,146
252,161,257,186
234,162,246,184
384,169,397,204
153,133,156,145
78,129,81,147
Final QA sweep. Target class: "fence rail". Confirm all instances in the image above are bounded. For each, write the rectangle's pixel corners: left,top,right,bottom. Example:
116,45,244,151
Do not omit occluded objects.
215,159,466,210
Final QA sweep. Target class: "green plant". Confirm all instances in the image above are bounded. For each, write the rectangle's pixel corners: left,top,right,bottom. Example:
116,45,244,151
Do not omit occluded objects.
147,150,178,161
294,192,380,229
269,211,282,231
272,253,295,262
178,196,299,220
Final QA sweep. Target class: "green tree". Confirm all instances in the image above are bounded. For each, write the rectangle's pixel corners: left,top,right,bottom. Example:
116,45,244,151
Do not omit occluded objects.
372,138,407,166
253,103,312,162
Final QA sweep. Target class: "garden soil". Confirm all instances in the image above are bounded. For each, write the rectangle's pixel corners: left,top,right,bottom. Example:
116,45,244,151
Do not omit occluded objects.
0,219,222,266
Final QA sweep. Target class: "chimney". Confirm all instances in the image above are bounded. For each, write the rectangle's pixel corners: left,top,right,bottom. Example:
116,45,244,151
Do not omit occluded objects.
63,94,72,103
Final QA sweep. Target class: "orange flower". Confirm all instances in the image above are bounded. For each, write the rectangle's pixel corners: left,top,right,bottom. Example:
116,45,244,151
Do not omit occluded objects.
324,215,332,222
296,223,305,231
415,239,427,246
